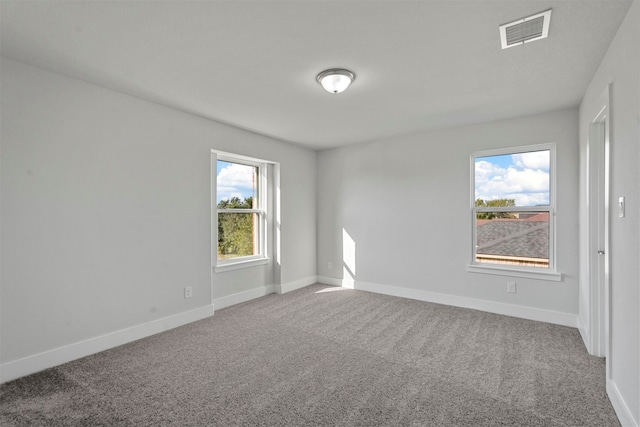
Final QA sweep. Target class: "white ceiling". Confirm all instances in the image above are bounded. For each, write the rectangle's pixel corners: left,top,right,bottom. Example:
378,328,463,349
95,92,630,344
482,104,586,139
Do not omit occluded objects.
1,1,632,150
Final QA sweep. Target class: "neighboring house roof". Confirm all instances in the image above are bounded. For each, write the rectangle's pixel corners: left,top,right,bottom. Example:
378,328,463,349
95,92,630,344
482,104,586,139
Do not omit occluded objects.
476,217,549,259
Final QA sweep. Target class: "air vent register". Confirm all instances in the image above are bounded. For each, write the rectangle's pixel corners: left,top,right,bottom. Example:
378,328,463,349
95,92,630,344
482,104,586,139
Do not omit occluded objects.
500,9,552,49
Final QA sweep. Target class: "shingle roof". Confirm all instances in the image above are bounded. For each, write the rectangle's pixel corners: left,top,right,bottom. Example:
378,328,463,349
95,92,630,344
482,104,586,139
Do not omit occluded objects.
476,218,549,259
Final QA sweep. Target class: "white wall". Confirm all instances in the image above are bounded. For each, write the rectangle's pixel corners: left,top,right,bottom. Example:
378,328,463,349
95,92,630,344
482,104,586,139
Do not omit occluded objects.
579,2,640,425
0,58,316,379
317,108,580,325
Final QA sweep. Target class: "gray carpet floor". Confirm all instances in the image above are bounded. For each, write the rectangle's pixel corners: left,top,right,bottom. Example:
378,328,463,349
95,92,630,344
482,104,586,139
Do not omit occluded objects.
0,284,620,426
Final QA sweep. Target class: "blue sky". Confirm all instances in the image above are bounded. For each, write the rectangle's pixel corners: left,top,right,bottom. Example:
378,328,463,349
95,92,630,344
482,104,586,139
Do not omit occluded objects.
475,150,550,206
218,152,549,206
216,161,257,203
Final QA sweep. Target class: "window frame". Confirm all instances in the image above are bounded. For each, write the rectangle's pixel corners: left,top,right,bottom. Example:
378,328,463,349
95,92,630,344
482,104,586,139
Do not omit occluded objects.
467,143,561,281
212,151,269,272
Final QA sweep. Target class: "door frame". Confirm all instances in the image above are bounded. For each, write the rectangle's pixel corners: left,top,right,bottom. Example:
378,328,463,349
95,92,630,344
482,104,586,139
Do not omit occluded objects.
587,85,611,365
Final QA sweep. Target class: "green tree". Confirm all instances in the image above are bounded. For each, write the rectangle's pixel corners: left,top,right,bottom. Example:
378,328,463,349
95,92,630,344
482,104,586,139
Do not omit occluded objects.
218,197,254,258
475,198,516,220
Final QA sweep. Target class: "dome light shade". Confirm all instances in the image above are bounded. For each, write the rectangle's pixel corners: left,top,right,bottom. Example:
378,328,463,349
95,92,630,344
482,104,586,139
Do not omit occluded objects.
316,68,355,94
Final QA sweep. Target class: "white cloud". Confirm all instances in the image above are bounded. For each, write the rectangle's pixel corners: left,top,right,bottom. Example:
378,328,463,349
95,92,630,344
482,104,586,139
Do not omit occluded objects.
514,192,549,206
512,151,549,171
475,156,550,206
474,160,505,187
217,163,256,201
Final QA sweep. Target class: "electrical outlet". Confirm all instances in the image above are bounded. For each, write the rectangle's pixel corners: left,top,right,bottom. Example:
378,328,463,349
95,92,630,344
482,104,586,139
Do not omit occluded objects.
184,286,193,299
507,282,516,293
328,261,333,269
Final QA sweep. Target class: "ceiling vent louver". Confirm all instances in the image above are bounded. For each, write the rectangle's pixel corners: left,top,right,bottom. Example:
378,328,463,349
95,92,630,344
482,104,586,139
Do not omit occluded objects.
499,9,552,49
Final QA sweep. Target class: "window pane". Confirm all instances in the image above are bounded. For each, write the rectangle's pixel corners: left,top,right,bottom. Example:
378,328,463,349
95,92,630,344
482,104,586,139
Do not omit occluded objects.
475,150,550,207
217,213,259,260
476,211,549,268
216,160,258,208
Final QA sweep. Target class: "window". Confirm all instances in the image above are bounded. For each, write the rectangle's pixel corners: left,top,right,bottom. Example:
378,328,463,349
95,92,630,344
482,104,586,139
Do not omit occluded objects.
469,144,558,279
213,151,269,271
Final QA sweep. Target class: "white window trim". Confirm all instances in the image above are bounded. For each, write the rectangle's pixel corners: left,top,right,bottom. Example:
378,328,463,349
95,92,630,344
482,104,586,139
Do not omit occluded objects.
468,143,560,281
212,150,271,272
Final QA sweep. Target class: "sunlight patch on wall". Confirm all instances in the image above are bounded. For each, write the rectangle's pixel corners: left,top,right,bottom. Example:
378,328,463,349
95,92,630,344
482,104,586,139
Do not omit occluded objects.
342,228,356,289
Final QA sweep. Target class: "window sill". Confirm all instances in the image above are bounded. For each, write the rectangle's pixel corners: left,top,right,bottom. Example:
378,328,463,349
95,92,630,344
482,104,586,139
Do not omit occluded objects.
466,264,562,282
215,257,269,273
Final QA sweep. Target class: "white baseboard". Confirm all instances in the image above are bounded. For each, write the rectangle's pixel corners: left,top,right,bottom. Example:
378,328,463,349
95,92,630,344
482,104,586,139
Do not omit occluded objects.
0,305,214,384
317,276,344,287
607,378,638,426
213,285,276,310
213,276,319,309
316,277,577,327
276,275,318,294
576,315,590,352
357,280,576,327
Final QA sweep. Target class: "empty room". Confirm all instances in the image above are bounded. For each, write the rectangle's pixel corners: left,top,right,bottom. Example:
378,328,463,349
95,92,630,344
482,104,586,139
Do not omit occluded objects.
1,1,639,425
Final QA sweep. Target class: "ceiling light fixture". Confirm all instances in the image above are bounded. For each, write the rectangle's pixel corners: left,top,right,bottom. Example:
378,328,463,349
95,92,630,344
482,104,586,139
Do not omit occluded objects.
316,68,356,94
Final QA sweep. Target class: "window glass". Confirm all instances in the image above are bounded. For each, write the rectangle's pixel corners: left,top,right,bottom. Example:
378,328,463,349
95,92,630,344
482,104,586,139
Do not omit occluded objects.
216,160,262,262
216,161,258,208
476,211,550,268
217,212,260,260
473,148,552,270
474,150,550,207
